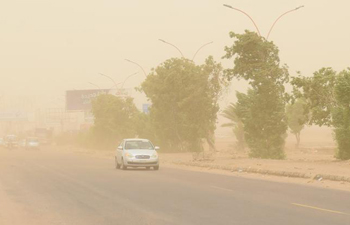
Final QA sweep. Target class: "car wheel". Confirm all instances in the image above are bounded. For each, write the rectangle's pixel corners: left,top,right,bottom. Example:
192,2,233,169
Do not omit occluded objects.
153,165,159,170
115,157,120,169
120,158,127,170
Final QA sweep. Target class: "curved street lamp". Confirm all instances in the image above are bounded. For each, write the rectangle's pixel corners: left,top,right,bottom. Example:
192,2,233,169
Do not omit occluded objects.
223,4,261,36
99,73,119,89
158,39,213,61
125,59,147,77
192,41,213,61
121,72,139,88
88,82,101,89
158,39,185,58
266,5,304,40
223,4,304,39
100,72,139,90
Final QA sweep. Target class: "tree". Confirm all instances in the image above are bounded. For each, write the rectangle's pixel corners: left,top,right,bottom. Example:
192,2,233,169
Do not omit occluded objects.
223,30,289,159
286,98,308,148
332,69,350,159
291,68,350,160
140,56,226,152
91,94,139,149
221,103,246,151
291,68,337,126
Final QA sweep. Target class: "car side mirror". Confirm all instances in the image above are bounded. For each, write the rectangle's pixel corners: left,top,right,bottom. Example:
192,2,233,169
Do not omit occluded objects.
155,146,160,150
117,146,123,150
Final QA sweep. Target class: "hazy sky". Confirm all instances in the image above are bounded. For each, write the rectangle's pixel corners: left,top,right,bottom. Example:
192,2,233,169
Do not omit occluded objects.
0,0,349,109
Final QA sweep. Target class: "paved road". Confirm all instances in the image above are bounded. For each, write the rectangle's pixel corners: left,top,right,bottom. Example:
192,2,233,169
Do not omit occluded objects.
0,147,349,225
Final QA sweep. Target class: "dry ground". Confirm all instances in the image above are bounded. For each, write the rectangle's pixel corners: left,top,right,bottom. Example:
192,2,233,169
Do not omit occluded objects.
159,127,350,191
161,136,350,179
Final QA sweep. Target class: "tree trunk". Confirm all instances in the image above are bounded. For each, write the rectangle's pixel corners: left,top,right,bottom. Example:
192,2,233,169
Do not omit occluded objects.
295,132,301,149
206,131,216,152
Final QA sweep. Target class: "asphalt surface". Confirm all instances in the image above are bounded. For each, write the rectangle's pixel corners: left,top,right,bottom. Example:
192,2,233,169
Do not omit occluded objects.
0,147,349,225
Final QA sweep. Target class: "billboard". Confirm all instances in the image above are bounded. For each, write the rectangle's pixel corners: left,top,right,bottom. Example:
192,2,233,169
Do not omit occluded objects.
66,89,109,111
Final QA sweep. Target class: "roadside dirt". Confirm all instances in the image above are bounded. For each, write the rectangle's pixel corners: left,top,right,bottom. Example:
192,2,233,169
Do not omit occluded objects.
160,149,350,180
158,132,350,192
163,163,350,192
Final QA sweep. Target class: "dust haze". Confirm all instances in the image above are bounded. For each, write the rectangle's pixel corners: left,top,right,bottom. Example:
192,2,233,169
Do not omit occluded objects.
0,0,347,141
0,1,350,225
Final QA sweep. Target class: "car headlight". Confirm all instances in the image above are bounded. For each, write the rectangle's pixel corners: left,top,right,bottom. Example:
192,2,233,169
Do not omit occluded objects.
125,153,134,158
151,153,158,158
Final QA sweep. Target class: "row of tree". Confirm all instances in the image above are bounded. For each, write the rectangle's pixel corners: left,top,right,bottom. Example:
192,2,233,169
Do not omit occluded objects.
88,30,350,160
89,56,227,152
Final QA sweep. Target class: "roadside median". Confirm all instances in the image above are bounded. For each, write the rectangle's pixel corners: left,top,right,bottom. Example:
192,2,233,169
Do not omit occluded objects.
161,151,350,184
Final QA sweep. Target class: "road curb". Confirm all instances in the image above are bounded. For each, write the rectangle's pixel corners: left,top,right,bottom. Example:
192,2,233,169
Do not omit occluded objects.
170,161,350,183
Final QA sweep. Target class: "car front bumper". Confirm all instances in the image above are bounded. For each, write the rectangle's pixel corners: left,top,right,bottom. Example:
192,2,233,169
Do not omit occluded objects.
125,159,159,167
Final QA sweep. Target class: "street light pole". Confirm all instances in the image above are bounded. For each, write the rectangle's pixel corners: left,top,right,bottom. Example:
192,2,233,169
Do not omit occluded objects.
192,41,213,61
100,72,139,90
266,5,304,40
223,4,304,39
99,73,119,89
108,82,123,90
121,72,138,88
88,82,101,90
158,39,185,58
125,59,147,77
223,4,261,36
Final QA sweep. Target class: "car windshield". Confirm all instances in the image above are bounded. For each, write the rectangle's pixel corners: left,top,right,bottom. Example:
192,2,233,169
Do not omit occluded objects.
125,140,154,150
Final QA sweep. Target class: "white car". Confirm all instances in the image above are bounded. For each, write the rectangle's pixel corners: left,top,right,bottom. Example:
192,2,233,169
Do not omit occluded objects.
115,139,159,170
25,137,40,149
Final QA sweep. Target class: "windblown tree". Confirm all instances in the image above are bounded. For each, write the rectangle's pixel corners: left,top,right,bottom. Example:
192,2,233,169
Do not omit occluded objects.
221,103,246,151
292,68,350,159
291,68,337,126
223,31,289,159
333,69,350,159
140,56,226,152
286,98,308,148
91,94,139,149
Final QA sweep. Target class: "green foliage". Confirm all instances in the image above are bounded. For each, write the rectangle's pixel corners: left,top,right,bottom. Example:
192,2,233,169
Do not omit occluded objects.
223,31,289,87
91,94,139,149
235,89,287,159
292,68,350,160
286,98,308,148
223,30,289,159
221,103,246,151
140,56,226,152
333,69,350,160
291,68,337,126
